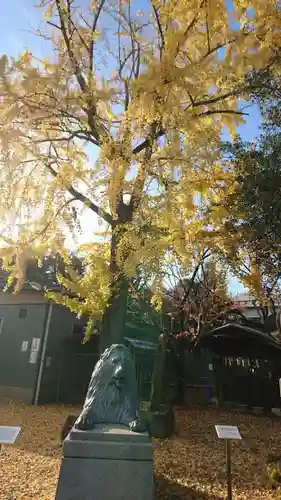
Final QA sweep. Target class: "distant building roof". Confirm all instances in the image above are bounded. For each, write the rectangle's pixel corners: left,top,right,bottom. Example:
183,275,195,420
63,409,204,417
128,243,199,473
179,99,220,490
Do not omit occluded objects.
231,293,281,309
125,337,157,351
231,294,257,308
0,270,61,293
198,322,281,358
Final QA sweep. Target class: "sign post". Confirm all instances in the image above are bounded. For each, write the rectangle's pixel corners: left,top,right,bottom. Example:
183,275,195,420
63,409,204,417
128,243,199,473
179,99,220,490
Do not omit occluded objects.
226,440,232,500
215,425,241,500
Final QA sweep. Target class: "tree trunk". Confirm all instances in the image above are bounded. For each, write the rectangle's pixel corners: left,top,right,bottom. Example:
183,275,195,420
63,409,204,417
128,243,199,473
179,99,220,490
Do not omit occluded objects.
173,348,185,405
100,276,129,353
99,226,129,353
150,333,169,411
150,345,166,411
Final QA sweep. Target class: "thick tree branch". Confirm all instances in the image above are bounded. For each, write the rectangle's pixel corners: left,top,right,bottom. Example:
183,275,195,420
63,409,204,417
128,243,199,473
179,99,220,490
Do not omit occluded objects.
132,102,246,155
184,91,236,111
179,249,211,307
45,162,113,226
197,109,249,117
130,124,158,211
132,126,165,155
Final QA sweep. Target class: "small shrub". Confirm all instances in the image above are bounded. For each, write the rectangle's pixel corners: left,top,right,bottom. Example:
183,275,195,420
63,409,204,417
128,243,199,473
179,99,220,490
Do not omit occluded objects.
267,455,281,490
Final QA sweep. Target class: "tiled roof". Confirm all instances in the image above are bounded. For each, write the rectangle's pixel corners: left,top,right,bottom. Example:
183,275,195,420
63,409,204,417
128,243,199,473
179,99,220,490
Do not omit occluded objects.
125,337,157,351
200,322,281,351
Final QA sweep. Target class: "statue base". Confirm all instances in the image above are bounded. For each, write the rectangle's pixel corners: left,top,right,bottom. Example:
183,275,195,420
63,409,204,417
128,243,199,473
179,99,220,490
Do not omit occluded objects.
55,424,154,500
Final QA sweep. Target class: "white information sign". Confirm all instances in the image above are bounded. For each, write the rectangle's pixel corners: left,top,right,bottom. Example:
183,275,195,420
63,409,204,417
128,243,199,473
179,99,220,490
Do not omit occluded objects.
29,350,38,364
215,425,241,440
31,338,41,351
0,426,21,444
21,341,28,352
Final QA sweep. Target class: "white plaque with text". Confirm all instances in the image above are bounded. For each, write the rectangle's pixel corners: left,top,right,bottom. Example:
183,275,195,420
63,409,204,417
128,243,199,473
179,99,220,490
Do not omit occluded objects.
215,425,241,440
31,338,41,351
0,426,21,444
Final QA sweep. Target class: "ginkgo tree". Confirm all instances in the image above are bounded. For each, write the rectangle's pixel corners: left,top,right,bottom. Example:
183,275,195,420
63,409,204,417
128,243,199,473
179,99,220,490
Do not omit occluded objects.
0,0,280,350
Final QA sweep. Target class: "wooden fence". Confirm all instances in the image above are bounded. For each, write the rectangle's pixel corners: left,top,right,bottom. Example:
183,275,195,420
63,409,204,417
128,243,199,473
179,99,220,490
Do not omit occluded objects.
214,355,281,410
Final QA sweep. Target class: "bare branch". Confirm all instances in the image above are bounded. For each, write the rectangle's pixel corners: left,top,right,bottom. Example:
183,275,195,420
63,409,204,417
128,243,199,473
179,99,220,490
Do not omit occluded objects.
179,249,211,306
55,0,107,145
152,3,165,57
173,0,206,58
89,0,106,72
186,89,195,107
205,2,211,53
31,130,99,146
55,0,87,91
47,20,61,30
28,197,76,244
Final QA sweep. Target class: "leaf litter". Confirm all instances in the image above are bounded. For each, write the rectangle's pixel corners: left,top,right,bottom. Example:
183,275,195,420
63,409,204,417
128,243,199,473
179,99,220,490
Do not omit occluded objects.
0,400,279,499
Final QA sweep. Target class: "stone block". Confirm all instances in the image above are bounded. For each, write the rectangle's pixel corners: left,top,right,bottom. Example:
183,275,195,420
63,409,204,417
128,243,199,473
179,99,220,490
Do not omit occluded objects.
55,424,154,500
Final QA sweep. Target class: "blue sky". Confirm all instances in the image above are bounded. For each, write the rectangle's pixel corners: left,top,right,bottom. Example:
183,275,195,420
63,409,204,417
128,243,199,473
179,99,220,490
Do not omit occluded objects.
1,1,262,294
0,2,46,57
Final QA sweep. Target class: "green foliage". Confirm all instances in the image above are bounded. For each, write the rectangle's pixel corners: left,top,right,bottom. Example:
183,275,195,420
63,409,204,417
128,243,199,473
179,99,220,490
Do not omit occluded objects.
127,273,162,331
221,96,281,296
267,455,281,491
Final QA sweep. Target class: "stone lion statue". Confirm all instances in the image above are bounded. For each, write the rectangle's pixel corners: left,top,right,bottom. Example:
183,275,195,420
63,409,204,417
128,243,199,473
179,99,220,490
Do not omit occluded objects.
75,344,146,432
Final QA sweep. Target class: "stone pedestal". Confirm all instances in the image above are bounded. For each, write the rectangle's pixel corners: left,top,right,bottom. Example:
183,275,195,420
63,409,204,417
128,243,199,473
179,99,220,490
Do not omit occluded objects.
55,424,154,500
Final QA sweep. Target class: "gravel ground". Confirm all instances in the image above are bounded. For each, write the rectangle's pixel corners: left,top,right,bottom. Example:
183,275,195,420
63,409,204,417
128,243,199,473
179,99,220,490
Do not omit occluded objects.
0,400,279,499
155,408,280,499
0,400,73,500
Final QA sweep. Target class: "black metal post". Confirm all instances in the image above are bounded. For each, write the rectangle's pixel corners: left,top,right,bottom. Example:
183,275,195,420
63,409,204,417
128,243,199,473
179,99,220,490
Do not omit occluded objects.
226,440,232,500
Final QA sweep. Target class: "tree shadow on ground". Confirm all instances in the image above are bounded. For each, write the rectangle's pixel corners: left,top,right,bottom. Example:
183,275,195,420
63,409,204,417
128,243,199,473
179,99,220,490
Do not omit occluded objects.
155,474,221,500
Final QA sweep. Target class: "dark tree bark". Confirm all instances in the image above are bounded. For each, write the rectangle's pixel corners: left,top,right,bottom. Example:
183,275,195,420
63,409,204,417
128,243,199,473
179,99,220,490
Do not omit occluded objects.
100,277,129,352
150,333,169,411
100,227,130,353
175,349,185,405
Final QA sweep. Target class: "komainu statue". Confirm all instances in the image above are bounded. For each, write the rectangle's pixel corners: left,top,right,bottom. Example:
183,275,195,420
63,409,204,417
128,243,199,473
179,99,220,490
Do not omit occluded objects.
75,344,146,432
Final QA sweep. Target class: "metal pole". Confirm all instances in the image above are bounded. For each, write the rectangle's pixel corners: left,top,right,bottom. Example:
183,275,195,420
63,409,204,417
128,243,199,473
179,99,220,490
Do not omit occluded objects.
34,303,53,405
226,440,232,500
